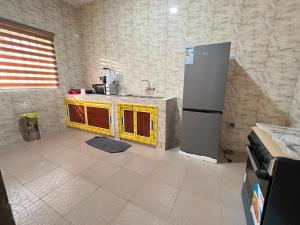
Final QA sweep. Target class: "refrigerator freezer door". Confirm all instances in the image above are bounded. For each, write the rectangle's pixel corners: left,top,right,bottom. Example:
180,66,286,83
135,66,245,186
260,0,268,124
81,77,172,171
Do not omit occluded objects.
182,42,231,111
180,110,222,160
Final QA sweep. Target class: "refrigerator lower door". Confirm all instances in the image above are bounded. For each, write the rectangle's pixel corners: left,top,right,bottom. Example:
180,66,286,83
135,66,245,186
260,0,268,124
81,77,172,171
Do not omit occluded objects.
180,110,222,160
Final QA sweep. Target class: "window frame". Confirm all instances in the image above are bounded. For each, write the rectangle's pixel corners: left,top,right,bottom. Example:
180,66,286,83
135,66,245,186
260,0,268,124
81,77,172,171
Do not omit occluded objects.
0,17,59,89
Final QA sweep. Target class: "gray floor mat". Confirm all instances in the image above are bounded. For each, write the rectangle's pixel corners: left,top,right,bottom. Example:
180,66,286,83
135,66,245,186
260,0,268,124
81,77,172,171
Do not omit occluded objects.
86,136,131,153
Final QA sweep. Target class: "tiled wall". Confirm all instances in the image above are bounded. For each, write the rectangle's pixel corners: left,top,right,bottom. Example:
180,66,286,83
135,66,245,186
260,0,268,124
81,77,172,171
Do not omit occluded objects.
78,0,300,152
290,72,300,127
0,0,83,146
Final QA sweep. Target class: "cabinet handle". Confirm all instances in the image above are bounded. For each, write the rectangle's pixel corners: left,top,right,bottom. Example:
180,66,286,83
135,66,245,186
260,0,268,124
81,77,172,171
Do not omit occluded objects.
109,115,112,124
150,120,154,130
121,116,124,126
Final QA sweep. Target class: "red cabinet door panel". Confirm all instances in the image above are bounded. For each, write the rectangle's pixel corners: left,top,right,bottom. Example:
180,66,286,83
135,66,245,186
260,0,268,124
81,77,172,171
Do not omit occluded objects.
87,106,109,129
124,110,134,134
68,104,85,124
137,111,150,137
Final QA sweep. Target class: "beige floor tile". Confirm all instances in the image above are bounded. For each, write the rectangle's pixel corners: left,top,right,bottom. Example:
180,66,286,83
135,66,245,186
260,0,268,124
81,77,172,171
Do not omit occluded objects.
168,191,221,225
61,153,98,175
131,179,179,220
111,203,172,225
80,160,121,186
3,174,39,212
0,150,43,172
55,135,86,149
189,160,222,183
74,142,110,159
61,128,95,141
28,142,61,156
125,155,159,176
0,142,31,155
221,163,246,188
103,169,145,200
181,168,222,203
161,150,192,170
129,144,166,160
149,162,187,188
10,160,58,184
221,183,244,209
13,200,71,225
26,138,61,154
221,205,247,225
1,130,248,225
104,151,137,167
66,188,127,225
24,167,74,198
38,145,84,166
42,177,97,215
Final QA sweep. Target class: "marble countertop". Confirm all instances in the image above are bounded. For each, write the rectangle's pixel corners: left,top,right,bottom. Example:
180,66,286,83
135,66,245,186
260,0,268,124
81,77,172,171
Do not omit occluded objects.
65,94,176,104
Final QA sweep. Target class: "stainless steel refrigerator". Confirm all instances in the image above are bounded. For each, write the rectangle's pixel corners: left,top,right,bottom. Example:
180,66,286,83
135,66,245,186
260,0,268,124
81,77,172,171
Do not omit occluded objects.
180,42,231,162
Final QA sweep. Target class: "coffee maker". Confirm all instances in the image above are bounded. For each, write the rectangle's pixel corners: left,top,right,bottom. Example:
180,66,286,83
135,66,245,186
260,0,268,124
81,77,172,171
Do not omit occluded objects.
103,68,119,95
93,68,119,95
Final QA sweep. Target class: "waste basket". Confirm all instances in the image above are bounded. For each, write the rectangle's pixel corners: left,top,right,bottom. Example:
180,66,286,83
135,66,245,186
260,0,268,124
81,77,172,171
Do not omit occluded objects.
19,112,41,141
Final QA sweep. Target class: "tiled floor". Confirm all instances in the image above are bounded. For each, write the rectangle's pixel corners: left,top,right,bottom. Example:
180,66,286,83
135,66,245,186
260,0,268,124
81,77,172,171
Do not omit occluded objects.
0,128,247,225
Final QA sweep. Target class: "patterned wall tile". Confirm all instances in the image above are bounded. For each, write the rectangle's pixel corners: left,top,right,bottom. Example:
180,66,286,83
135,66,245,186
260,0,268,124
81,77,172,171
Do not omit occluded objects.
290,71,300,127
0,0,84,146
0,0,299,152
78,0,300,152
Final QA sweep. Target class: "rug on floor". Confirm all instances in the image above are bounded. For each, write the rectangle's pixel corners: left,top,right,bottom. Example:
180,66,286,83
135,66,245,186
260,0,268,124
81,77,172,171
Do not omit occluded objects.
86,136,131,153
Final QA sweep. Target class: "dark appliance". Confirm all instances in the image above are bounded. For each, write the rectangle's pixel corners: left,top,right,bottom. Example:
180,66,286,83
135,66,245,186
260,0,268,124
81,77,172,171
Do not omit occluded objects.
180,42,231,162
92,84,106,94
85,89,94,94
0,170,16,225
100,75,107,84
242,127,300,225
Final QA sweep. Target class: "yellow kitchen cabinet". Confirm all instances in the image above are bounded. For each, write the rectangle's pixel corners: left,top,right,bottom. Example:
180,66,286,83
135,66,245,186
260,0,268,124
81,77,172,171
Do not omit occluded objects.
65,100,113,136
118,104,157,145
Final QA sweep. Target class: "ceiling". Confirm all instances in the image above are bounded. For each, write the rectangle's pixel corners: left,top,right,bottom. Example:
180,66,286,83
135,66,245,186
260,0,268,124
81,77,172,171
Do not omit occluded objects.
63,0,95,8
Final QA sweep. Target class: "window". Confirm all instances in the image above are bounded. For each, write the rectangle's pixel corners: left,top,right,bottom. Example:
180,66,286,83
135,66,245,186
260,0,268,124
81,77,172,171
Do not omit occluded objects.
0,17,58,89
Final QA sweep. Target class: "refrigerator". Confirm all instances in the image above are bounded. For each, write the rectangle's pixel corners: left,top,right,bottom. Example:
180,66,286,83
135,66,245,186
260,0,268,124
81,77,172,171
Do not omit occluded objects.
180,42,231,162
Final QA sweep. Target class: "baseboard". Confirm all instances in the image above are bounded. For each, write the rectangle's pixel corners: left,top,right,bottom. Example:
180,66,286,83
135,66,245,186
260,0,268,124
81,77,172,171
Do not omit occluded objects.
179,150,217,163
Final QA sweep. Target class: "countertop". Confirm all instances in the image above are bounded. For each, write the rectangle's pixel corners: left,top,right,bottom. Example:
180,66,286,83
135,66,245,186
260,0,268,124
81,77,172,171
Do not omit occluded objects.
65,94,176,104
252,127,297,160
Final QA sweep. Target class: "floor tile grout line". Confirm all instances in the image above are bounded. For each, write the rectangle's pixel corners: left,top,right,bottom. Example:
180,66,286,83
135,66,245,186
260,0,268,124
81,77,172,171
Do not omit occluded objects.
165,166,189,222
14,161,60,186
2,129,248,225
39,175,100,224
108,200,130,225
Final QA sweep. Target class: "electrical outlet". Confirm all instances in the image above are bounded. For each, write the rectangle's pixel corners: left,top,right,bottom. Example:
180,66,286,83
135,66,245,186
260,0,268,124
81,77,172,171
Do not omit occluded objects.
228,122,235,128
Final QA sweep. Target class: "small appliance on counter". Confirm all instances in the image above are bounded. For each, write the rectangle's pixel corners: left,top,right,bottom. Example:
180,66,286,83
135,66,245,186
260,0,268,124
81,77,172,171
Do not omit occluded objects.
103,67,114,85
92,67,119,95
92,84,106,94
106,81,119,95
85,89,94,94
242,125,300,225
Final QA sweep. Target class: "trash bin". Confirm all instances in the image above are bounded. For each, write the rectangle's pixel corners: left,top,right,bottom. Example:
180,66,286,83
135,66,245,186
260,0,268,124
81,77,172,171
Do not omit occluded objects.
19,112,41,142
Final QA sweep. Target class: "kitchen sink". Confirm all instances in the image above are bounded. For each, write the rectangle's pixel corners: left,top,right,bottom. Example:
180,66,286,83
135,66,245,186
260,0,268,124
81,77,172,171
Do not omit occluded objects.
119,94,164,99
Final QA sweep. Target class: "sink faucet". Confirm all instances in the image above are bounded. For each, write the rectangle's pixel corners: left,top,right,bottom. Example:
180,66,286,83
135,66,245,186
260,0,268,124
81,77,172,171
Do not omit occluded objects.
141,80,155,91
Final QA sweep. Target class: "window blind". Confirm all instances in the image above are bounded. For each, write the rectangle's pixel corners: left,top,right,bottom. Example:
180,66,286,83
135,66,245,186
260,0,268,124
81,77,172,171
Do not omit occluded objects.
0,17,58,88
